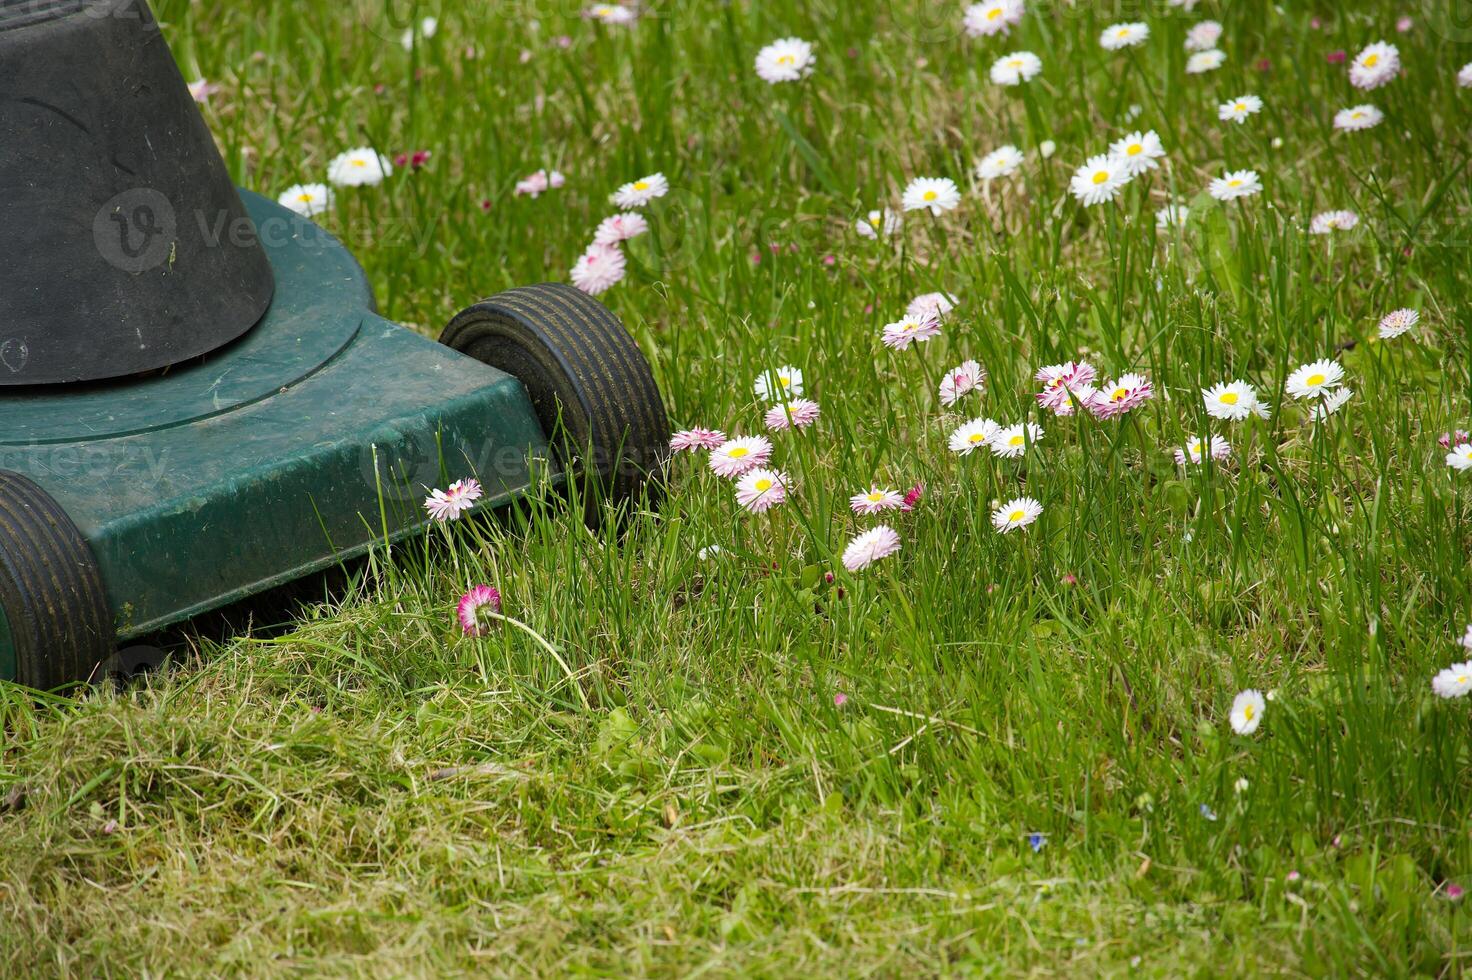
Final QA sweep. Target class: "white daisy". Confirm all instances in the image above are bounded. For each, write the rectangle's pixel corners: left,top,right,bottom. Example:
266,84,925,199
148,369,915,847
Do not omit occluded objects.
1156,204,1190,229
1433,662,1472,699
1309,387,1354,421
948,417,1001,456
1175,434,1231,466
755,37,816,84
1229,689,1266,735
278,182,334,217
990,51,1042,86
1202,380,1260,421
1310,210,1358,234
1184,20,1222,52
587,4,637,25
1218,95,1263,124
990,421,1044,459
1100,22,1149,50
902,177,962,215
1378,308,1419,340
1208,169,1262,201
1460,63,1472,88
327,147,393,187
1070,155,1129,207
856,208,901,238
1284,359,1344,400
1334,104,1384,132
709,436,773,479
753,365,804,402
1349,41,1400,90
850,486,904,515
1186,49,1227,74
992,496,1043,533
963,0,1025,38
976,145,1026,181
611,173,670,208
1449,443,1472,471
1108,130,1165,177
400,16,437,51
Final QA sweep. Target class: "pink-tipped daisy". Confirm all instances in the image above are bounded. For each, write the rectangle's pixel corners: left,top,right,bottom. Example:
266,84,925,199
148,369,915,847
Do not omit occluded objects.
900,483,925,512
1378,308,1420,340
842,525,901,572
1349,41,1399,90
939,359,986,406
1310,210,1359,234
669,428,727,453
907,292,959,324
593,211,650,245
457,585,502,635
882,314,942,351
709,436,772,478
424,478,484,521
570,244,626,295
735,468,790,513
963,0,1024,39
1334,105,1384,132
850,486,904,515
764,398,821,431
1091,373,1154,419
1035,361,1099,415
1174,434,1232,466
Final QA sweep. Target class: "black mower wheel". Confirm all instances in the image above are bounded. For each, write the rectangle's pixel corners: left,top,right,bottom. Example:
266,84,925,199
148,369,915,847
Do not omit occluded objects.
0,471,113,689
441,283,670,523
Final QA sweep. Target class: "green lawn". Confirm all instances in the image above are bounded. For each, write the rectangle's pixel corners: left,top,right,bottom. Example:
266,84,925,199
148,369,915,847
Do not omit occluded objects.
5,0,1472,974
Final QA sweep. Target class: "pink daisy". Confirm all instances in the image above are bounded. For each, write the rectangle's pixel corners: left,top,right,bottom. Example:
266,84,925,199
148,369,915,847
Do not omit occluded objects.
514,169,566,197
709,436,772,478
593,211,650,245
906,291,958,324
735,468,790,513
939,360,985,406
457,585,502,635
881,314,942,351
669,427,727,452
1035,361,1098,415
570,244,626,295
424,478,484,521
900,483,925,512
764,398,821,431
842,525,901,572
1438,430,1470,449
850,486,904,515
1090,373,1154,419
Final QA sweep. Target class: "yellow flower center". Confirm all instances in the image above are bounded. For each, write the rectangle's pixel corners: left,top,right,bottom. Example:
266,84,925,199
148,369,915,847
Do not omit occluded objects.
351,159,367,167
869,214,882,227
754,479,773,492
1220,392,1239,405
987,7,1002,19
1364,53,1379,67
1117,28,1130,37
1009,59,1023,68
1112,387,1128,401
729,447,749,459
1228,179,1243,187
968,433,987,444
867,492,884,502
777,54,795,65
1306,373,1325,386
1008,434,1025,447
923,190,938,201
1190,440,1203,454
1092,170,1111,185
1126,144,1142,156
1009,509,1025,522
1234,102,1246,111
779,376,791,387
298,193,314,202
1244,704,1255,720
633,181,649,190
1351,111,1363,119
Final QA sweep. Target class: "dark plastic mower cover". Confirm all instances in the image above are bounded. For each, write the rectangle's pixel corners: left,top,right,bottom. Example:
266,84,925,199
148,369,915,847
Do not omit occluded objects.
0,0,670,689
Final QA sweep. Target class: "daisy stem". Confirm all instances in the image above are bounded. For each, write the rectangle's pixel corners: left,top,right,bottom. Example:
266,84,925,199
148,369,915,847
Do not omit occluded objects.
484,612,590,711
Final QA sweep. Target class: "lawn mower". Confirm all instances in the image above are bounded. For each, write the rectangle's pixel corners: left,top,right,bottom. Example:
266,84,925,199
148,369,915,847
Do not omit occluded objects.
0,0,670,688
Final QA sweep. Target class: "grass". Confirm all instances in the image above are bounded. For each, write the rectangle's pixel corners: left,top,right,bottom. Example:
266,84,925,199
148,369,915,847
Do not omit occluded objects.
5,0,1472,974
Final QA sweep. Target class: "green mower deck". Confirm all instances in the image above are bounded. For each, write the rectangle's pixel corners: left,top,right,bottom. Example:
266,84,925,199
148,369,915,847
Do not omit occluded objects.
0,192,668,687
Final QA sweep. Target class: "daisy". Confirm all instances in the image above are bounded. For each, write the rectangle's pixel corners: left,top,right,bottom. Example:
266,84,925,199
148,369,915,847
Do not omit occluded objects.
908,292,959,323
1309,387,1354,421
882,314,942,350
1175,434,1231,465
902,177,962,215
570,244,626,295
1229,689,1266,734
327,147,393,187
735,468,790,513
992,496,1043,533
753,365,803,401
1334,105,1383,132
709,436,772,478
755,37,816,84
856,208,901,238
1310,210,1359,234
963,0,1024,38
1440,431,1471,450
1036,361,1098,415
1433,662,1472,699
991,421,1044,458
1460,624,1472,649
976,145,1025,181
1109,130,1165,177
1208,169,1262,201
1070,155,1129,207
1285,359,1344,399
1203,380,1260,421
1092,373,1154,418
901,484,925,512
842,525,901,572
990,51,1042,86
1100,22,1149,50
187,78,218,103
457,585,502,636
764,398,821,431
939,359,986,406
949,417,1001,455
850,486,904,515
1460,63,1472,88
514,170,566,197
1449,443,1472,471
424,478,484,521
1378,308,1419,339
400,16,437,50
278,183,334,217
1185,21,1222,51
1186,49,1226,74
586,3,636,24
611,173,669,208
1156,204,1190,229
1349,41,1400,90
593,212,650,245
1218,95,1263,124
669,428,726,452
